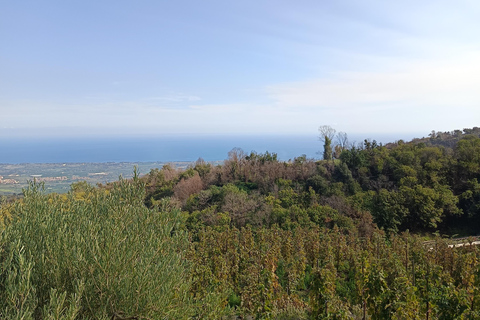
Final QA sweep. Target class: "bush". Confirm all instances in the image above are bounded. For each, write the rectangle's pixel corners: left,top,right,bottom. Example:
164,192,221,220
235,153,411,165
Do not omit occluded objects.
0,178,193,319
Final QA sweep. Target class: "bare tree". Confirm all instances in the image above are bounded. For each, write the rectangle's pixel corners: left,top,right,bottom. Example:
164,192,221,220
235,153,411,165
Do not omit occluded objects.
336,131,349,150
318,125,336,144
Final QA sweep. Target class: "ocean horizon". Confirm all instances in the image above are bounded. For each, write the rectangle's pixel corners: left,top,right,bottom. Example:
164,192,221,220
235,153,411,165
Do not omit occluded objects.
0,133,423,164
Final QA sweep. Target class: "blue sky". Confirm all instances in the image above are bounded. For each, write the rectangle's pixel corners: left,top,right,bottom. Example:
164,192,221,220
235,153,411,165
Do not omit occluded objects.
1,0,479,138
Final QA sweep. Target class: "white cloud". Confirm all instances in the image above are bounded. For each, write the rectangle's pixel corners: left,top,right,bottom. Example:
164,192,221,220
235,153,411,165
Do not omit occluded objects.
3,48,479,137
266,50,480,110
3,36,480,137
146,95,201,103
259,50,480,135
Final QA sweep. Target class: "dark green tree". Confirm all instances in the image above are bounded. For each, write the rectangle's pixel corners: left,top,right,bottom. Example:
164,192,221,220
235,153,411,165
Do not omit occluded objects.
319,125,336,161
324,136,333,161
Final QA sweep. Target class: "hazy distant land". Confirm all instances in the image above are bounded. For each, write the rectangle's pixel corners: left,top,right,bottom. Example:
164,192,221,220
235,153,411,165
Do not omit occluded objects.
0,161,216,195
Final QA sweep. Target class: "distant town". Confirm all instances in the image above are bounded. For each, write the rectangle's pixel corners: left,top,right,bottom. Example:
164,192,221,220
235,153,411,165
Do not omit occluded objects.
0,176,19,184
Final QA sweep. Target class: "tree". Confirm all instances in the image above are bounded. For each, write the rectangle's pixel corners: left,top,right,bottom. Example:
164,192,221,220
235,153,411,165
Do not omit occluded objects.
324,136,333,161
333,132,349,159
319,125,336,161
336,131,349,150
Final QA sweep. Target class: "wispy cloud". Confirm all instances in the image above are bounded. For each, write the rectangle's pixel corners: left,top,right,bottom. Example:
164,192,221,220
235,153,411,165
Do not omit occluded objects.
3,48,479,136
266,50,480,111
2,1,480,137
146,95,201,103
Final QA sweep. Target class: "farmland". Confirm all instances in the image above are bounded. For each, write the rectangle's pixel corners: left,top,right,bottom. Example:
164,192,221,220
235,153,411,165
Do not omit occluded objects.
0,161,204,195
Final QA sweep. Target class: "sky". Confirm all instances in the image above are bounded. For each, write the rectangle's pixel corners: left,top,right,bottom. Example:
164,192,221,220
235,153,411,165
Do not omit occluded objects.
1,0,479,139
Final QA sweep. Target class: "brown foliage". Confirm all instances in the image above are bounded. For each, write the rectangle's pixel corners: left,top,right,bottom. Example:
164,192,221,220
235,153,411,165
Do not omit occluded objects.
173,173,204,203
221,191,259,227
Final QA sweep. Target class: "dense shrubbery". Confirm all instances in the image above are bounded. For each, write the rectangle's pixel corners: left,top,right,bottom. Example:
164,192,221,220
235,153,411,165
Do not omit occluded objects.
0,176,195,319
141,133,480,235
0,129,479,318
139,130,480,318
191,226,480,318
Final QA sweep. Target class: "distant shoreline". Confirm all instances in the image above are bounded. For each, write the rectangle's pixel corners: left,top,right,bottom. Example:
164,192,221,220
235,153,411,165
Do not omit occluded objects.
0,133,421,164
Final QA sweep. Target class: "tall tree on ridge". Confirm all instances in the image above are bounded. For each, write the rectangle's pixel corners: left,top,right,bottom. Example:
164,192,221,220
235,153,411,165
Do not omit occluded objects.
319,125,336,161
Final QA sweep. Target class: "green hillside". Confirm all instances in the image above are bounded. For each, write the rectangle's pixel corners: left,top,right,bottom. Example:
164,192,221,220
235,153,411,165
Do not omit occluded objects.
0,128,479,319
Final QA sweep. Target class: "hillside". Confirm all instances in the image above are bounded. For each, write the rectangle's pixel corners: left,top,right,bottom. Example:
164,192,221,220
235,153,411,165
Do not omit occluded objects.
0,128,479,319
139,128,480,235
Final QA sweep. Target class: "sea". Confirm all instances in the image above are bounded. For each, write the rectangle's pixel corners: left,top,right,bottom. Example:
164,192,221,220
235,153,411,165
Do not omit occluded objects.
0,133,421,164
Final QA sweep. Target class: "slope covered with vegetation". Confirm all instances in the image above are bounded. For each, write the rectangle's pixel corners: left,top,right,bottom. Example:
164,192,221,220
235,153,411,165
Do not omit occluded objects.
0,176,202,319
143,128,480,235
0,128,479,319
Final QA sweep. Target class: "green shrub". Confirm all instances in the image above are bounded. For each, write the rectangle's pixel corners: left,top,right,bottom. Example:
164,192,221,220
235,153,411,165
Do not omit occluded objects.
227,292,241,309
0,178,193,319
